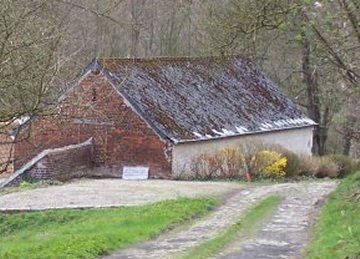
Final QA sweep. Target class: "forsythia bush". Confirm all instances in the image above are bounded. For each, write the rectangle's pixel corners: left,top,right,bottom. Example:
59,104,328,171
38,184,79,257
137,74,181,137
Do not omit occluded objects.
251,150,287,178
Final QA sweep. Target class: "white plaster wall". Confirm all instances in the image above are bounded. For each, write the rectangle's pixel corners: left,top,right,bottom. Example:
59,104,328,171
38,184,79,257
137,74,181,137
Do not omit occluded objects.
172,127,314,175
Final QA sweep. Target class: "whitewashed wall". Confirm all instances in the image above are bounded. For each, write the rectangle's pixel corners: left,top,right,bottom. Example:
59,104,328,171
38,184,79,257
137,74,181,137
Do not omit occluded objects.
172,127,314,175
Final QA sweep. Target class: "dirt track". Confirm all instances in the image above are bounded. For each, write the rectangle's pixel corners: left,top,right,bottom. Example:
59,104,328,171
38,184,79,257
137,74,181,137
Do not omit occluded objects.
0,179,336,258
103,181,336,259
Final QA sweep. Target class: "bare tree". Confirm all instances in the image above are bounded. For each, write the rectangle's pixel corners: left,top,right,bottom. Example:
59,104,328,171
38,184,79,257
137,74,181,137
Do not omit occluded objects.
202,0,359,155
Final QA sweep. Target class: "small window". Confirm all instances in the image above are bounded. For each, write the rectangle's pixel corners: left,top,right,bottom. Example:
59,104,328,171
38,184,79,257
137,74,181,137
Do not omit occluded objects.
92,87,97,101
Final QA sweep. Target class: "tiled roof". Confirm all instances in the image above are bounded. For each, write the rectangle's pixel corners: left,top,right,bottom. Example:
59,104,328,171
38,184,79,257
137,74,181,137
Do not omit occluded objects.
95,56,315,143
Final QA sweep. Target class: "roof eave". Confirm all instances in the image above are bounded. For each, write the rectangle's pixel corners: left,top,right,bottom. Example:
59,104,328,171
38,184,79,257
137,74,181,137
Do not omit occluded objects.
174,124,317,145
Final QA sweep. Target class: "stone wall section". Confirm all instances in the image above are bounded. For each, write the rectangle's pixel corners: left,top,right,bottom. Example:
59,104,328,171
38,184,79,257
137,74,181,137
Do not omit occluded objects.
1,139,93,187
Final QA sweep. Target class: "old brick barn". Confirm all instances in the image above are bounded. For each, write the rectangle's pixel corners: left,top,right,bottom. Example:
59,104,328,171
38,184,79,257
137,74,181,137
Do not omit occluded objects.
3,56,316,186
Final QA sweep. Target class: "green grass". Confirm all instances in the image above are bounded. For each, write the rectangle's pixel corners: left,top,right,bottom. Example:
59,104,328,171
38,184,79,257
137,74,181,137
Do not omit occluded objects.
0,198,217,259
181,195,281,259
306,171,360,259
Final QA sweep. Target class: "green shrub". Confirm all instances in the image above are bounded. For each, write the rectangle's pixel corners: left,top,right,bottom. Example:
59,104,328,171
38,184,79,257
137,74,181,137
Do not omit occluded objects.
19,181,33,189
328,154,354,178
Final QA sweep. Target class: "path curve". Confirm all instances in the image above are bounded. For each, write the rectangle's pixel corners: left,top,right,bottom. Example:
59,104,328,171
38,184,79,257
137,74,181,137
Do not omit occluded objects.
103,182,336,259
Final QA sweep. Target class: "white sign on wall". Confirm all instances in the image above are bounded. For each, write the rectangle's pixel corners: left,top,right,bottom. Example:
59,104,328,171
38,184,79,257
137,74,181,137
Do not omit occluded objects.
122,166,149,180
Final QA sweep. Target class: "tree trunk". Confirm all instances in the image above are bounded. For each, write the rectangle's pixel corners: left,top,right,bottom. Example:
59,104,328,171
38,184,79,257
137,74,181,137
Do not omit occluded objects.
343,114,357,156
130,0,144,57
301,30,325,155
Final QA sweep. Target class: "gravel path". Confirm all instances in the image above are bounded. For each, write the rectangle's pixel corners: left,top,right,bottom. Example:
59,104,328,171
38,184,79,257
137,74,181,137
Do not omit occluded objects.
0,179,242,211
217,182,335,259
103,181,336,259
0,179,336,258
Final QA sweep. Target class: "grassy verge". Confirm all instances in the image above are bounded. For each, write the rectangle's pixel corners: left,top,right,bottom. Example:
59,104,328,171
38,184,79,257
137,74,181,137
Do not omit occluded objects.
306,171,360,259
0,198,217,259
181,195,281,259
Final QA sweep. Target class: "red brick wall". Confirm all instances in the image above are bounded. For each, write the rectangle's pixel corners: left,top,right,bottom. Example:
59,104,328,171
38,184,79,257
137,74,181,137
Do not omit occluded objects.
0,133,13,175
14,71,172,178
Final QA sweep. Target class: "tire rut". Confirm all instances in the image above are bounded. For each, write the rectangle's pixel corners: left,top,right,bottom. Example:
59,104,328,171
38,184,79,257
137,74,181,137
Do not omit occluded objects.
217,182,336,259
103,185,275,259
103,182,336,259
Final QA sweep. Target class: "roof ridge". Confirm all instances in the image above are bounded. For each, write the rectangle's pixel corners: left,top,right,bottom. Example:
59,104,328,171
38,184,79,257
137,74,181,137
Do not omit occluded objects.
97,55,249,63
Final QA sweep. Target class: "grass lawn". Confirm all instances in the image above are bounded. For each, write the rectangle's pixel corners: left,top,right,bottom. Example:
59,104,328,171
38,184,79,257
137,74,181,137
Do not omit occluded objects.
182,195,281,259
0,198,217,259
306,171,360,259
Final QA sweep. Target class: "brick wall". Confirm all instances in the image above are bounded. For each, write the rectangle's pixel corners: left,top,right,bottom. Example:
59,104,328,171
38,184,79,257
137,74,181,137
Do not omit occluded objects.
14,70,172,179
2,140,94,187
0,132,14,176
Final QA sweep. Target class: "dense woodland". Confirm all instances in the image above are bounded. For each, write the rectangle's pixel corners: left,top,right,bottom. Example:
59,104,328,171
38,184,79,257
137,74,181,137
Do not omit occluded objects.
0,0,359,157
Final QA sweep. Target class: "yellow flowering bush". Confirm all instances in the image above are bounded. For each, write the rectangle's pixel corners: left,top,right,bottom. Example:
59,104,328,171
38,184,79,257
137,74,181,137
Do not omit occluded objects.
250,150,287,178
